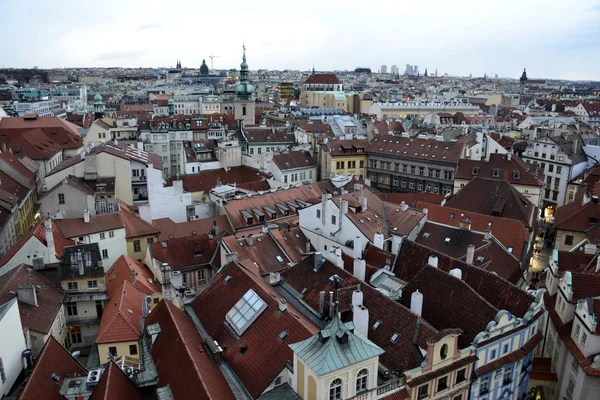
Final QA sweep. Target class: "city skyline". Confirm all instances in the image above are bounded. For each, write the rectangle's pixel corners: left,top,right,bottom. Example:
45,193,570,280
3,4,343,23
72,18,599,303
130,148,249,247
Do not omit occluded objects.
1,0,600,80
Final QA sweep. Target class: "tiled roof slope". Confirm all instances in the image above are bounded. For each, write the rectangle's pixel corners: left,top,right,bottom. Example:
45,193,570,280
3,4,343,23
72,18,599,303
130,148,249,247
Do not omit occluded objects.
167,166,270,193
272,151,316,171
19,336,87,400
223,233,290,276
367,137,463,165
191,263,318,397
153,215,231,241
554,200,600,244
282,259,439,372
150,234,220,271
105,255,160,297
0,116,84,151
54,213,124,238
145,300,236,399
96,281,145,344
396,241,533,318
118,202,159,238
456,153,543,187
89,361,143,400
305,73,342,85
378,192,445,207
0,264,65,334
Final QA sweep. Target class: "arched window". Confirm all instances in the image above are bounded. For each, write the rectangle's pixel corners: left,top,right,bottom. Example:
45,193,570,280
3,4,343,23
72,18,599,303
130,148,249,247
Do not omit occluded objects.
242,106,247,116
356,369,368,393
329,378,342,400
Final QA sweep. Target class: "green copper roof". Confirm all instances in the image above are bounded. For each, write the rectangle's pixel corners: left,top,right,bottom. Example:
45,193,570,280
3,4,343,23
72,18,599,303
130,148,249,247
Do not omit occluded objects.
289,315,384,376
236,44,254,98
93,93,103,104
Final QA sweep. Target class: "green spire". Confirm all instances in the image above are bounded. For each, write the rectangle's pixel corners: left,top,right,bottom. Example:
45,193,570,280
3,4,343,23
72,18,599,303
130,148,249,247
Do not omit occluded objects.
236,44,254,99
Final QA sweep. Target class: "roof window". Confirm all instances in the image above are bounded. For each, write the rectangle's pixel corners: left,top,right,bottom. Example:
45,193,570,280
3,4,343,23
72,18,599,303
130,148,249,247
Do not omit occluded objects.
226,289,267,336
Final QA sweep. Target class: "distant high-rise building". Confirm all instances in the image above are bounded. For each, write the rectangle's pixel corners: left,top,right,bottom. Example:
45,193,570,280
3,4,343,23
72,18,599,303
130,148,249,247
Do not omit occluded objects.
390,65,398,75
405,64,418,76
380,65,387,74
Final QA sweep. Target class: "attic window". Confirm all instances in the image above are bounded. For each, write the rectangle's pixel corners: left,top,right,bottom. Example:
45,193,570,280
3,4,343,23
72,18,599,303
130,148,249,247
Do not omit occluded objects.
472,167,479,176
444,237,451,243
226,289,267,336
476,256,485,263
276,256,284,263
512,170,520,180
507,247,513,253
492,168,500,177
278,331,288,341
373,320,381,330
390,333,400,344
423,233,430,238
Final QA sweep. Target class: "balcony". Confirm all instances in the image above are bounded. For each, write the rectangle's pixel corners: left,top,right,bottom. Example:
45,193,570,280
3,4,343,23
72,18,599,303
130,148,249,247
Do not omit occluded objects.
66,316,101,327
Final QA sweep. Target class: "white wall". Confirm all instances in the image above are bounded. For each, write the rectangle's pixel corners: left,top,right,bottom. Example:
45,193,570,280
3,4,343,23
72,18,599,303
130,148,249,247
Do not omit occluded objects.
144,179,191,223
0,300,27,397
71,229,127,271
0,237,59,275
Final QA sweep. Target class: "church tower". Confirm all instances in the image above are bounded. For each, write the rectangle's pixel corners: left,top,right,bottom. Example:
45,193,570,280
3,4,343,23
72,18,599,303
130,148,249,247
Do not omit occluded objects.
234,45,256,127
93,93,105,120
520,68,528,86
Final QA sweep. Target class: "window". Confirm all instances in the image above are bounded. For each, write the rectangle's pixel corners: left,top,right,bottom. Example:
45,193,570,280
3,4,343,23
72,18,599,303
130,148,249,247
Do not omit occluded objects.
490,349,497,360
133,240,141,253
417,384,428,399
147,237,154,245
437,376,448,392
109,231,114,238
129,344,138,355
109,346,117,356
198,269,206,282
348,161,356,169
565,235,574,246
100,232,105,240
549,165,554,173
284,175,288,183
66,302,78,316
58,193,65,204
226,289,268,336
88,280,98,289
102,249,108,259
329,379,342,400
67,282,78,291
440,344,448,360
359,160,364,168
71,326,82,344
456,368,466,384
317,209,321,219
492,168,500,177
336,161,345,170
575,324,581,339
274,376,282,386
582,332,588,346
567,378,575,395
557,166,562,174
331,215,337,225
480,376,490,394
356,369,368,393
503,343,510,354
503,366,512,385
0,358,5,384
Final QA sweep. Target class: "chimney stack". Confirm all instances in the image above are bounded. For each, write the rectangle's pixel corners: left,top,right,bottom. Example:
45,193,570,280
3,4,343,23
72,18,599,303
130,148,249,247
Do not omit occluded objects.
313,252,324,272
333,247,344,269
44,218,55,262
261,224,269,234
321,194,327,225
83,209,90,223
353,236,362,259
17,286,38,307
244,235,253,246
352,287,369,337
278,299,287,313
305,238,311,253
410,290,423,316
353,258,366,281
400,201,408,212
459,217,471,230
449,268,463,279
507,152,512,161
466,244,475,265
329,291,335,318
373,230,384,249
360,195,368,213
484,230,492,240
213,220,219,235
428,255,438,268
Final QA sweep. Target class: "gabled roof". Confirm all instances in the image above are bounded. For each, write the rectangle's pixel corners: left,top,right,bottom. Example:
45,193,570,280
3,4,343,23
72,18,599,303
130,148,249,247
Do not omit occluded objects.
89,143,162,170
378,192,444,207
19,337,87,400
8,128,63,160
456,153,543,187
554,200,600,242
105,255,160,297
272,151,316,171
367,137,463,165
191,262,318,397
289,316,384,376
168,166,270,193
150,234,220,271
118,202,159,238
223,232,290,276
0,264,65,334
145,300,236,399
444,178,535,227
153,215,231,241
54,212,124,238
305,73,342,85
0,116,84,152
0,150,37,180
96,281,145,344
89,361,143,400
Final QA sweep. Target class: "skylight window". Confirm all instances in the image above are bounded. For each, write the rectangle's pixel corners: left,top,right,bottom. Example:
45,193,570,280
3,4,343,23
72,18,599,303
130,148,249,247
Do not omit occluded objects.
444,237,451,243
373,320,381,330
226,289,267,336
390,333,400,344
276,256,284,263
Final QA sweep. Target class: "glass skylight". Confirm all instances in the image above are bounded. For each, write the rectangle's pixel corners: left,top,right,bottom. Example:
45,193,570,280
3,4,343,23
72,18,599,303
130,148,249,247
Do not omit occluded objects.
226,289,267,336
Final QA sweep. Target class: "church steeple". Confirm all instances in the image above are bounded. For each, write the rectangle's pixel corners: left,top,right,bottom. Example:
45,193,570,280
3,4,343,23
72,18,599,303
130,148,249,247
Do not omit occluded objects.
235,44,254,100
520,68,528,85
424,68,428,77
93,93,104,120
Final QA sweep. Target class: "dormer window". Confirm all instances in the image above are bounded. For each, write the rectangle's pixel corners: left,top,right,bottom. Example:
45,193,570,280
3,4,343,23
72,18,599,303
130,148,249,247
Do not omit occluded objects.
440,344,448,360
492,168,500,177
512,170,520,179
471,167,479,176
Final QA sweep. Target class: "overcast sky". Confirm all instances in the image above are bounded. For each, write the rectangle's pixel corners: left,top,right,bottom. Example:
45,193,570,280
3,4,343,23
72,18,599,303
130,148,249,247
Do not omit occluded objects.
1,0,599,80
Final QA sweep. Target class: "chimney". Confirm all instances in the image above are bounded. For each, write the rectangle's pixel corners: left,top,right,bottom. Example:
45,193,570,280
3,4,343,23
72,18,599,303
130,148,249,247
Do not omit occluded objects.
17,286,38,307
573,139,578,155
321,194,327,225
329,291,335,318
353,236,362,259
410,289,423,316
305,238,311,253
353,299,369,338
278,299,287,312
213,220,219,235
466,244,475,265
423,208,428,215
83,209,90,223
319,291,325,314
360,195,368,213
459,217,471,230
400,201,408,212
484,230,491,240
269,272,281,285
449,268,463,279
244,235,253,246
353,258,366,281
507,152,512,161
313,252,324,272
333,247,344,269
340,199,349,215
428,255,438,268
261,224,269,234
374,230,384,249
44,218,55,262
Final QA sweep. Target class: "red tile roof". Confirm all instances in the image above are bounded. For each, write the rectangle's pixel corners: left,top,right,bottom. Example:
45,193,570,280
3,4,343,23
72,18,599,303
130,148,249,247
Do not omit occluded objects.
96,281,146,344
8,128,63,160
105,255,160,297
54,212,124,238
270,225,309,263
556,251,597,274
321,138,368,156
150,234,220,271
223,233,290,276
89,361,143,400
0,264,66,334
0,150,37,180
304,73,342,85
367,137,463,165
19,337,87,400
0,116,84,152
90,143,162,170
167,166,270,193
456,154,543,187
145,300,236,399
191,263,318,397
554,200,600,244
153,215,231,241
378,192,445,207
272,151,316,171
118,202,159,238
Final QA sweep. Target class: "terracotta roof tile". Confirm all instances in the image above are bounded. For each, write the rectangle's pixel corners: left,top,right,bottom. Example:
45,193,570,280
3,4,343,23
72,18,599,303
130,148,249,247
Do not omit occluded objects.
118,202,159,238
153,215,231,241
55,213,124,238
96,281,145,344
223,233,290,276
105,255,160,297
378,192,445,208
367,137,463,165
304,73,342,85
168,166,270,193
150,234,220,271
0,116,84,153
145,300,236,399
272,151,316,171
89,362,143,400
456,154,543,187
19,337,87,400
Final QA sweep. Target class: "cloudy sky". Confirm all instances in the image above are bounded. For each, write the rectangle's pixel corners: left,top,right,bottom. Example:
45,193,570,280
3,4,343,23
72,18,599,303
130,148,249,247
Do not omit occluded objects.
1,0,599,80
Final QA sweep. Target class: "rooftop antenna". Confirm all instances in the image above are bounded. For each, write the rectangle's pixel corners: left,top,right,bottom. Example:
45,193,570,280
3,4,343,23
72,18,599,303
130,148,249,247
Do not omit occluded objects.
209,53,219,70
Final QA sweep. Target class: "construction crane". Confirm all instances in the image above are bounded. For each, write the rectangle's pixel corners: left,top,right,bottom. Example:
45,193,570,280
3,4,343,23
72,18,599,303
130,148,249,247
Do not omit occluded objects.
209,53,219,70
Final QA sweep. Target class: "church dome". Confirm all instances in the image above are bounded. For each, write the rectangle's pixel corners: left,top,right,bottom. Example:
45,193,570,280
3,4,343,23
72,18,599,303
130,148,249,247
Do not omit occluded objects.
235,81,255,97
168,97,174,104
94,93,103,104
200,60,209,75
